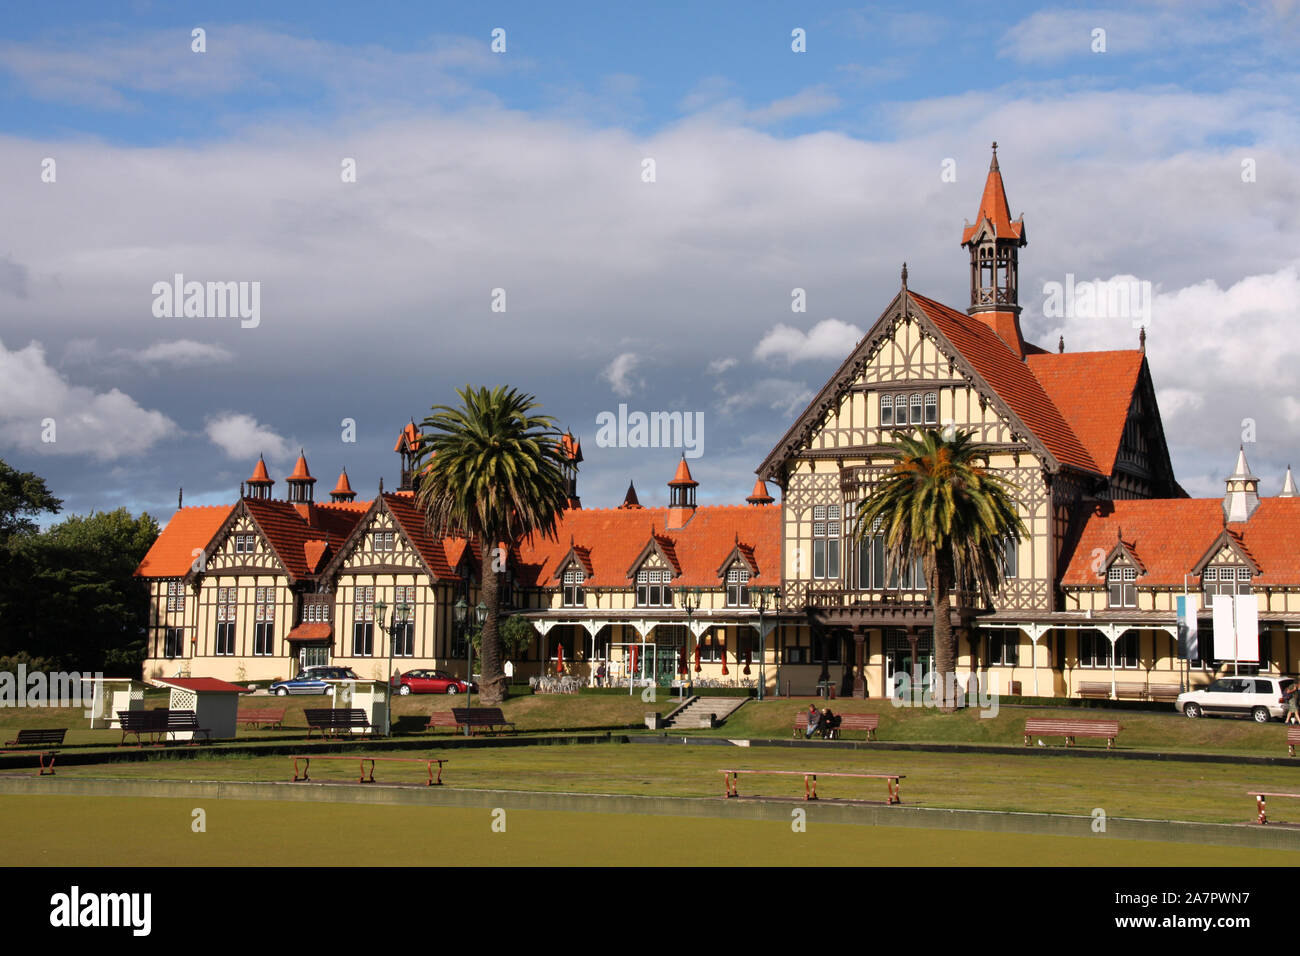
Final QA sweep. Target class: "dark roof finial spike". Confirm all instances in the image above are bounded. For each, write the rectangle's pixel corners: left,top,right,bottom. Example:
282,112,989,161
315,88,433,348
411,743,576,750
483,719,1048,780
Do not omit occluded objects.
990,141,999,170
1058,335,1065,354
1139,326,1146,353
379,476,384,493
901,262,908,291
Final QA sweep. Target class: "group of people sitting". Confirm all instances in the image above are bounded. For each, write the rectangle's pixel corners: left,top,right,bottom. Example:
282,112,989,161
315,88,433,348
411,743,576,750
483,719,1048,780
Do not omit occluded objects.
804,704,842,739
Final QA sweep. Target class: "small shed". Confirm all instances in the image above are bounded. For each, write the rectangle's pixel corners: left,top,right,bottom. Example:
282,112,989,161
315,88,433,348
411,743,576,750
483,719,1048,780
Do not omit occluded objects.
83,678,146,729
150,677,251,740
327,679,390,735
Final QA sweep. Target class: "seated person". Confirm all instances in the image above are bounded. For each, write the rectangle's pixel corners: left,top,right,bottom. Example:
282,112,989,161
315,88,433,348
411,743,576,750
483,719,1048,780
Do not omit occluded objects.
804,704,821,738
820,707,842,738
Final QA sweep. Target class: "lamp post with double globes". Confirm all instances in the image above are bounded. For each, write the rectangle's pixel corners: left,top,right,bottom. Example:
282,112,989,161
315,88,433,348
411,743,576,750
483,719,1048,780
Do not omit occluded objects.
373,599,411,737
682,586,702,697
750,585,777,701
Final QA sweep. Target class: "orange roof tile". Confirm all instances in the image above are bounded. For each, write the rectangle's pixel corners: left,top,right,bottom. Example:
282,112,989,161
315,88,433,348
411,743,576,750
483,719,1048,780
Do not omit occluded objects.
394,421,420,453
1062,497,1300,587
243,498,368,579
515,505,781,589
560,432,583,463
382,493,461,581
747,479,774,504
331,469,355,497
619,481,643,509
287,452,314,483
1026,351,1143,475
136,505,234,577
908,291,1098,473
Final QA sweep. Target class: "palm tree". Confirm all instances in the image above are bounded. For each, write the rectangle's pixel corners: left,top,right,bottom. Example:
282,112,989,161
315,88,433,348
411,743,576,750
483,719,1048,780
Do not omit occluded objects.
412,386,572,704
852,428,1025,709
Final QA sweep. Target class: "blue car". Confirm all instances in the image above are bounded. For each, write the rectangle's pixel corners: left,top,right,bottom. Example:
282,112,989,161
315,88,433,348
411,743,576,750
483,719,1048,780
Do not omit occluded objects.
269,665,359,696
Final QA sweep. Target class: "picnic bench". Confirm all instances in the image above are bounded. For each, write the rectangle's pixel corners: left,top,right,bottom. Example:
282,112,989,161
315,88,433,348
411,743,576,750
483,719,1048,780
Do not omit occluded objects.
291,754,448,786
720,769,903,804
1024,717,1121,749
424,707,516,735
235,708,286,730
165,709,212,744
1114,682,1147,701
792,711,878,740
1147,684,1182,703
0,746,58,775
4,728,66,748
1249,791,1300,825
304,708,372,739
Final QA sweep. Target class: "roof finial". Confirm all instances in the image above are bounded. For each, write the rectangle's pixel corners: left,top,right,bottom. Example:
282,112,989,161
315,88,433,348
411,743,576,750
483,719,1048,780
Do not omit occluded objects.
1057,335,1064,354
379,476,385,493
901,262,908,291
178,487,183,509
1139,326,1146,353
990,141,999,170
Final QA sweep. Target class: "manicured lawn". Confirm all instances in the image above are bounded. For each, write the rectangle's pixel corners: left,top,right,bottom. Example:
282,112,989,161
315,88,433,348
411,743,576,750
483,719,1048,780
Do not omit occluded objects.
2,794,1294,866
47,741,1300,825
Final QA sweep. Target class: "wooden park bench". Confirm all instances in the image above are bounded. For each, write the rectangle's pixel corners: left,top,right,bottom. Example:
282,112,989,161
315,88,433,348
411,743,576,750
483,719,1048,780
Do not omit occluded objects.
1249,790,1300,825
165,710,212,744
235,708,286,730
0,731,61,775
792,711,878,740
1147,684,1182,703
291,754,448,786
449,707,516,735
1077,682,1112,699
304,708,372,739
4,728,66,748
720,769,903,804
1287,726,1300,757
425,711,460,732
1114,682,1147,701
1024,717,1121,749
118,708,169,746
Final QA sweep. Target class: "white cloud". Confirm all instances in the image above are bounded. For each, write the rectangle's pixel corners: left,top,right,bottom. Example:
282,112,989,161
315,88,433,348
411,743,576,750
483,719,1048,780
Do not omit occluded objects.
0,337,177,460
132,340,235,366
601,352,643,397
204,413,292,463
745,86,841,125
707,356,738,374
755,318,863,363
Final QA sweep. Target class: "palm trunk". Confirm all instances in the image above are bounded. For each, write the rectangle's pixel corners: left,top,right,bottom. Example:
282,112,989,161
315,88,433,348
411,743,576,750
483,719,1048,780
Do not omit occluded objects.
930,548,957,711
477,542,507,704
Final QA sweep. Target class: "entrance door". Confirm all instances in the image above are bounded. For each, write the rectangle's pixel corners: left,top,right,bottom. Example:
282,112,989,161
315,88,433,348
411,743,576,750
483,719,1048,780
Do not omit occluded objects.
654,626,687,686
885,630,934,698
299,645,330,670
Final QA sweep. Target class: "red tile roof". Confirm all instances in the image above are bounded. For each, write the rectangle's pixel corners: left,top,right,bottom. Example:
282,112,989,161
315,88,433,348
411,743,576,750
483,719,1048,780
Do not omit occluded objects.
1062,497,1300,587
561,432,583,463
1026,350,1143,474
747,479,775,504
247,456,272,486
394,422,420,453
243,498,369,580
151,677,250,693
286,622,332,642
331,470,355,498
136,505,234,577
908,291,1098,473
382,493,461,581
514,505,781,589
669,457,697,486
287,452,314,483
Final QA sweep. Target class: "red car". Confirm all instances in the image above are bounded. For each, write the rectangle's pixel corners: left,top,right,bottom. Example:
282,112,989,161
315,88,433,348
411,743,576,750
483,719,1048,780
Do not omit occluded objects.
391,669,475,695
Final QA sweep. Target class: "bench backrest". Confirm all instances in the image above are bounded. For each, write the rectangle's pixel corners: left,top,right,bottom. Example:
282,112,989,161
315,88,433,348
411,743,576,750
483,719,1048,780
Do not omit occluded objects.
451,707,508,724
239,709,285,718
304,708,370,726
1025,718,1120,735
13,728,65,743
1287,726,1300,743
427,712,459,725
119,709,169,729
838,714,879,729
167,711,201,729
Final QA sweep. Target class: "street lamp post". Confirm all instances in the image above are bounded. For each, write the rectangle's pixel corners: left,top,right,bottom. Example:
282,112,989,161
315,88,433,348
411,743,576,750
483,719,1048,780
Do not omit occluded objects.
473,600,487,710
751,586,777,701
683,586,702,697
373,600,411,737
454,597,468,736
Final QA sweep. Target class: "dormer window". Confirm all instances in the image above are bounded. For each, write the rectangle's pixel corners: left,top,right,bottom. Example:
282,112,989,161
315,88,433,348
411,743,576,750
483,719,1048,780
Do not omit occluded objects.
879,392,938,428
1204,566,1252,597
1107,565,1137,608
726,566,750,607
636,569,673,607
372,531,396,552
234,534,257,554
563,568,585,607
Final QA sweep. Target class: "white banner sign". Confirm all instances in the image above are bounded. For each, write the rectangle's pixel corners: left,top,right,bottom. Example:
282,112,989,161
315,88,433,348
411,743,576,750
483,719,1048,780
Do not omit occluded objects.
1212,594,1237,660
1234,593,1260,662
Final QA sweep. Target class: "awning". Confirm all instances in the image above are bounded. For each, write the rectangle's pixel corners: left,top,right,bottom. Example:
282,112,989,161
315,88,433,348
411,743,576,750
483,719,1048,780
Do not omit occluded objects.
285,622,333,643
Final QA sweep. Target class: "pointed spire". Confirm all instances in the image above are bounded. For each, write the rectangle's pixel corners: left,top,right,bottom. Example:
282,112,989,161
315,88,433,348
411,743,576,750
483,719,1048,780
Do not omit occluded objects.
619,480,643,510
1139,326,1146,353
961,142,1023,244
668,455,697,487
1281,466,1298,498
286,450,316,505
747,478,775,506
246,455,273,499
287,450,314,483
1224,445,1261,522
330,469,356,502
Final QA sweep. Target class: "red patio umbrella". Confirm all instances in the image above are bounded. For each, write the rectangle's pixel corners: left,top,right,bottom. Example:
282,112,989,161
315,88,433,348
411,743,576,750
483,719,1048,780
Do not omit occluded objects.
720,646,729,676
743,650,751,676
556,642,565,675
678,645,687,676
631,645,639,676
694,643,701,673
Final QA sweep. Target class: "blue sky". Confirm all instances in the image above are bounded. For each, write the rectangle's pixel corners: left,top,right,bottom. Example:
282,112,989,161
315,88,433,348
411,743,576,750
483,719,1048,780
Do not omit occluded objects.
2,1,1300,523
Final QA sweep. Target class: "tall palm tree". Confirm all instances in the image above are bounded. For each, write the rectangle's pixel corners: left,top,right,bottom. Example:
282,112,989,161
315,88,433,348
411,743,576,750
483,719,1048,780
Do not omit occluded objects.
852,428,1025,709
412,386,572,704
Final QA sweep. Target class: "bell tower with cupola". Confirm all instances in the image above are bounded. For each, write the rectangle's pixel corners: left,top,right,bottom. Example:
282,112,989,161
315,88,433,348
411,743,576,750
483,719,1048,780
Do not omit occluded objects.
961,142,1028,357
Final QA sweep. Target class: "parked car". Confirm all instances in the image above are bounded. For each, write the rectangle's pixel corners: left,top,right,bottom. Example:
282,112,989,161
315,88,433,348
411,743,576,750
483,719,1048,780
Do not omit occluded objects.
390,669,475,695
270,666,359,696
1176,675,1296,722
